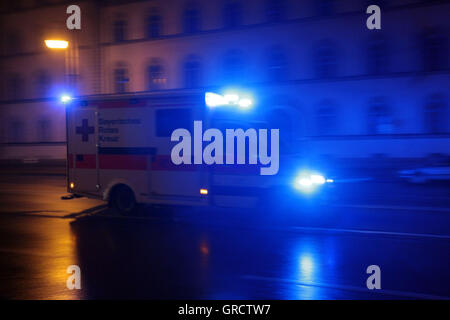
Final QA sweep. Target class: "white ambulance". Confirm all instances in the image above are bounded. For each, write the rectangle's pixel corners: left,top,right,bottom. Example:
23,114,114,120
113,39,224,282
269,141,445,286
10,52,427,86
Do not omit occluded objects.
66,90,332,214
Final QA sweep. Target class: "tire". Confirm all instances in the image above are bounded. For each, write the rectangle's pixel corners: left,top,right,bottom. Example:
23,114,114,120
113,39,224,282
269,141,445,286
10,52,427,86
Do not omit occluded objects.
109,184,136,215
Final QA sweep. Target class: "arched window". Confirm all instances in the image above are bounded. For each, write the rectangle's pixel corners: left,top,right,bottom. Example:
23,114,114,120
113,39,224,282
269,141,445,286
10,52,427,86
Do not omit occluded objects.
223,50,245,83
422,28,447,72
266,46,288,81
367,33,388,75
424,94,447,134
314,40,337,78
183,2,201,34
6,74,24,100
316,100,337,136
368,97,393,134
113,63,129,93
266,0,285,22
34,70,52,98
146,9,162,39
113,17,127,42
183,56,201,88
147,59,166,90
223,0,242,29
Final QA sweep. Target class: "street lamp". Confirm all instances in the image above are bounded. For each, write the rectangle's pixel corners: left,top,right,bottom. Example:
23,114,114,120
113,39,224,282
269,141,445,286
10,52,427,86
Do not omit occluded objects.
44,38,78,175
44,40,69,49
44,38,78,90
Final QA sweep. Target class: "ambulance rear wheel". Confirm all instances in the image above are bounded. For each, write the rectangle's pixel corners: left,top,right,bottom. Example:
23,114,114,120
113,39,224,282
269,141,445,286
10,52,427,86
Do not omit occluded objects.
110,184,136,215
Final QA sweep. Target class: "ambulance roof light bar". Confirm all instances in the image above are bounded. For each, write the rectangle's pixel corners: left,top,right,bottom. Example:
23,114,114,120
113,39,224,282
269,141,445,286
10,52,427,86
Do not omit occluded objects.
205,92,253,109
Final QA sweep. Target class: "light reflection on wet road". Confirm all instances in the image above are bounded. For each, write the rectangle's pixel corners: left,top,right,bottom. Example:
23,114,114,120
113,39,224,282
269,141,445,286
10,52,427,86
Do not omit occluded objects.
0,216,81,299
0,175,449,299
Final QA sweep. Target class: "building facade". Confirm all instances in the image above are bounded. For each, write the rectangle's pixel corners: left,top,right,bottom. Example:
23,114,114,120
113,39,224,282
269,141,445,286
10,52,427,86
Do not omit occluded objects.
1,0,449,164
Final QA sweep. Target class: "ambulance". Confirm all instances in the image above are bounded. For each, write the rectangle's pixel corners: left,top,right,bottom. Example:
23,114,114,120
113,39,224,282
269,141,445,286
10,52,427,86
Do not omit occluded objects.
66,89,332,214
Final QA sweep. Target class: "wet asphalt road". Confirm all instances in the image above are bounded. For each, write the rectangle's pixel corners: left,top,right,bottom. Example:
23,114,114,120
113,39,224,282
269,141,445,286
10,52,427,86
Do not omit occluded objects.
0,174,449,299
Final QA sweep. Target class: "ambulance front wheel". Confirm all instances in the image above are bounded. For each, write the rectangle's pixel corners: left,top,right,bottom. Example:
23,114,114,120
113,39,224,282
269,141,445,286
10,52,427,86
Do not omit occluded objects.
109,184,136,215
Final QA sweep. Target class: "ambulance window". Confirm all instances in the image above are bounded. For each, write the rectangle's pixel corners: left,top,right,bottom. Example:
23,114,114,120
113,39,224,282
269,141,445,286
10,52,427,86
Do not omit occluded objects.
155,108,192,137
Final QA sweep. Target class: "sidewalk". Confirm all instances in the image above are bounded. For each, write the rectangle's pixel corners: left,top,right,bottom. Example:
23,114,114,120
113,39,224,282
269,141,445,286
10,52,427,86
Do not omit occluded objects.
0,163,66,176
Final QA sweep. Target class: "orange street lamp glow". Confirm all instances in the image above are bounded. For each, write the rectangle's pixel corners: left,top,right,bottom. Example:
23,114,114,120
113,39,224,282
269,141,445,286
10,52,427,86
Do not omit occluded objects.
45,40,69,49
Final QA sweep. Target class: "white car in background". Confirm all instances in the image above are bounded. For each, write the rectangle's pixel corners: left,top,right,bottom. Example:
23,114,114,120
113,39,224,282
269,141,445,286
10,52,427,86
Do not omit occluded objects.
398,162,450,183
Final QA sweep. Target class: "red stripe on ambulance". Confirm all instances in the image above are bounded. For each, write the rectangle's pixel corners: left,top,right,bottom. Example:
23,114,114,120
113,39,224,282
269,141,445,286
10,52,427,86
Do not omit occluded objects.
75,154,96,169
151,155,196,171
99,155,148,170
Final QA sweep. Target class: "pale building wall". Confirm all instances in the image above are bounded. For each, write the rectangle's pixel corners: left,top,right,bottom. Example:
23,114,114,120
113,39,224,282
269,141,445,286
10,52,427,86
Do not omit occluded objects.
0,0,448,162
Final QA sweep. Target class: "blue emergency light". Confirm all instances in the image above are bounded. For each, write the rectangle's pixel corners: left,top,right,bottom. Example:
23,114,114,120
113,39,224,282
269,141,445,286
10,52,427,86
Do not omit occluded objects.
205,91,253,109
60,94,72,104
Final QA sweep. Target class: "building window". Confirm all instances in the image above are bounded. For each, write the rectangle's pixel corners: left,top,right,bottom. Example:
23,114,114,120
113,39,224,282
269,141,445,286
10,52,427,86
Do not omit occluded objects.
424,94,447,134
317,0,334,16
267,108,293,154
368,98,393,134
146,9,162,38
223,50,245,83
37,118,52,142
314,40,337,78
183,3,201,34
8,119,25,143
367,34,388,75
6,31,24,54
266,0,285,22
223,0,242,29
9,0,23,11
34,70,52,98
266,46,288,81
6,74,24,100
183,56,201,88
422,28,447,72
147,59,166,90
113,64,129,93
316,101,337,136
113,18,127,42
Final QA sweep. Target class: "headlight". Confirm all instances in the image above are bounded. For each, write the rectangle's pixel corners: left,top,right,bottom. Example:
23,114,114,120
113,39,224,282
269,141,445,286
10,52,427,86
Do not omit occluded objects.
293,171,330,194
310,174,326,184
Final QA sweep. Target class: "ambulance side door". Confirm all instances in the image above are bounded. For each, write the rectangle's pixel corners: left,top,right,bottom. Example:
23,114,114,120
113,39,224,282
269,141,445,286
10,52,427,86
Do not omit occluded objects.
149,104,208,203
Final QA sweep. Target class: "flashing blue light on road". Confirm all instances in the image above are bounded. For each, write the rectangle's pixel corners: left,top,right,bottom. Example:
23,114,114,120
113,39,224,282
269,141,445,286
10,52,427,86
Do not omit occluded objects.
205,91,253,109
60,95,72,104
300,255,314,278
